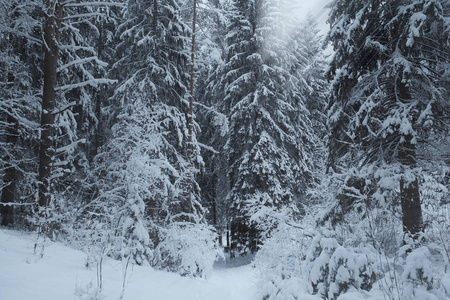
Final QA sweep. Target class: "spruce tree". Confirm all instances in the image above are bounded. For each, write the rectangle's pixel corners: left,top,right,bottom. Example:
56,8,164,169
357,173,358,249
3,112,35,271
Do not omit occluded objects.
89,0,207,266
221,0,317,255
195,0,230,242
36,0,115,237
0,0,41,226
327,0,450,238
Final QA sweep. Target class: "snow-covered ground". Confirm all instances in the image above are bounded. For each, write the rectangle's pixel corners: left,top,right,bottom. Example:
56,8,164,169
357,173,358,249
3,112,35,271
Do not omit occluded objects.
0,229,259,300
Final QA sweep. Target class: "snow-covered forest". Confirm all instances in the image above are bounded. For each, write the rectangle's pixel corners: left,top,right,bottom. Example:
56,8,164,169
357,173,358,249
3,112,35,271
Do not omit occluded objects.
0,0,449,299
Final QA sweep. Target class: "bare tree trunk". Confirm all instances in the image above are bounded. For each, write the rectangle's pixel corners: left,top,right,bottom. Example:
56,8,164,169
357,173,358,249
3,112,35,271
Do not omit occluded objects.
400,166,422,236
1,12,23,227
397,76,423,239
1,112,19,226
153,0,158,36
185,0,197,217
388,0,423,239
38,0,62,212
93,19,104,157
187,0,196,156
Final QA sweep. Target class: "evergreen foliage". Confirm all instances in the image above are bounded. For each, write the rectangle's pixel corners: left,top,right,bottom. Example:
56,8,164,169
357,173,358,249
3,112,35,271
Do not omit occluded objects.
82,0,211,273
1,0,449,298
326,0,450,238
219,0,320,256
0,0,41,227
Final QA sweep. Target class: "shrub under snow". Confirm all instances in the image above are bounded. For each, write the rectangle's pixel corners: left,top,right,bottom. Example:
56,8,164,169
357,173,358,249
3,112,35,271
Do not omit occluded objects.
302,231,377,300
401,246,445,300
255,223,316,300
256,220,450,300
153,222,222,278
257,228,378,300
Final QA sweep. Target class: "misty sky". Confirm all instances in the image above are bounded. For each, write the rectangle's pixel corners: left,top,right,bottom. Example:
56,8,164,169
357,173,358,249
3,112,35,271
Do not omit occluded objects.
297,0,331,33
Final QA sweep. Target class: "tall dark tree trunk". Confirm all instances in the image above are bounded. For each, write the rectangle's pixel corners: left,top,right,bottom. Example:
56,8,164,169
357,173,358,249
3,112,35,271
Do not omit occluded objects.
187,0,196,159
1,112,19,226
38,0,62,211
1,6,22,227
93,87,103,157
184,0,197,217
400,167,422,237
397,75,423,239
93,19,104,157
389,0,423,239
153,0,158,35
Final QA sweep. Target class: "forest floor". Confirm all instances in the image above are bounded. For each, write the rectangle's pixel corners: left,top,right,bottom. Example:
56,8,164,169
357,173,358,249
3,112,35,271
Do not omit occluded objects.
0,228,259,300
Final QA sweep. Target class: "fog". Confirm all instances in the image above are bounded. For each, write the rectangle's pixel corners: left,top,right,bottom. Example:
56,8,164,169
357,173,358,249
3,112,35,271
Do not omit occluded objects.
297,0,331,34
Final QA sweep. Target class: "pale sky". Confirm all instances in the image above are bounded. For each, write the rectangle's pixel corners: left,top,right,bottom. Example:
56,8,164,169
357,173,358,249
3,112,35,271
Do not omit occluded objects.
297,0,331,34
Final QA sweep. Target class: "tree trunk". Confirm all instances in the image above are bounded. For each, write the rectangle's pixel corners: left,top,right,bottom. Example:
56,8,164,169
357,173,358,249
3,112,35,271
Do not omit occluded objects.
400,169,422,237
38,0,62,210
153,0,158,36
398,133,422,238
397,75,423,239
1,6,23,227
93,19,104,157
187,0,196,159
1,112,19,226
185,0,197,217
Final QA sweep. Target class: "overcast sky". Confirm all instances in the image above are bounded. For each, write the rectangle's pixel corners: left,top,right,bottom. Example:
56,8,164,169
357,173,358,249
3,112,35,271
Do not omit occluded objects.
297,0,331,34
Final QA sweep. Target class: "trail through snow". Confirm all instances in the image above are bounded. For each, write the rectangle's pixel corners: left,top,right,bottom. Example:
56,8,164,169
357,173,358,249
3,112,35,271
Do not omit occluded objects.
0,229,259,300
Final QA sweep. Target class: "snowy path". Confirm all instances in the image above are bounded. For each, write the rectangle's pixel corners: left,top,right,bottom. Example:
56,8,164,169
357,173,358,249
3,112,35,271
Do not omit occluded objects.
0,229,260,300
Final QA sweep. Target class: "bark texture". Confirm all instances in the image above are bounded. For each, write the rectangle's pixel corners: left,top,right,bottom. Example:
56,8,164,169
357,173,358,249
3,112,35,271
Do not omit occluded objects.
1,112,19,226
38,1,62,210
397,75,423,238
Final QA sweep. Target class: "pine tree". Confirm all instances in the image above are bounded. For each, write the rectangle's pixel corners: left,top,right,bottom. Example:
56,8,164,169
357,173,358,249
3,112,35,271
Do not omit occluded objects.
50,2,118,231
296,15,328,141
0,0,41,226
36,0,115,236
221,0,317,255
113,0,204,220
90,99,164,264
195,0,231,243
87,0,209,266
326,0,450,238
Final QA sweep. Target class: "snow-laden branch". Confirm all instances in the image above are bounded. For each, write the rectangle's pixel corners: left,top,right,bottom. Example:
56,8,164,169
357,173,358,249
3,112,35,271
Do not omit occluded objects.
0,25,42,45
55,139,86,154
56,79,117,92
64,1,125,7
52,101,76,115
57,56,108,72
190,141,218,154
60,45,95,53
63,13,105,20
0,202,35,206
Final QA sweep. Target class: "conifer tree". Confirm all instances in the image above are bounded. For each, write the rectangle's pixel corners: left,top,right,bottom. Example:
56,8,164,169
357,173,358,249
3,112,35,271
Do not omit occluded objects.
36,0,115,236
50,3,118,224
88,0,208,266
0,0,41,226
327,0,450,238
195,0,230,240
112,0,204,220
221,0,317,255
